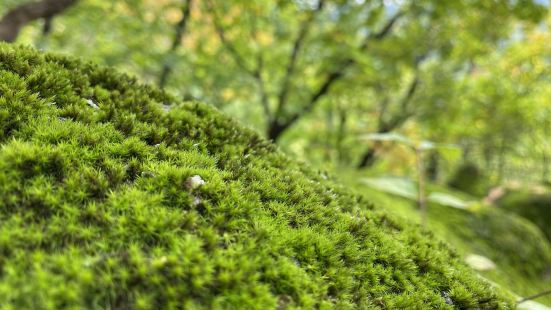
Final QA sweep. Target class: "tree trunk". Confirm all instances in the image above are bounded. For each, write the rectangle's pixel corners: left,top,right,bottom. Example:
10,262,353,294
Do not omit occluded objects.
324,102,334,162
267,120,285,142
426,151,439,182
357,148,377,169
416,148,428,228
0,0,78,42
336,106,347,165
542,152,549,183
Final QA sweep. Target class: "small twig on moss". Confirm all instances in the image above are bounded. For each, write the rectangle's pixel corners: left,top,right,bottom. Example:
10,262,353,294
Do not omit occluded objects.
517,288,551,304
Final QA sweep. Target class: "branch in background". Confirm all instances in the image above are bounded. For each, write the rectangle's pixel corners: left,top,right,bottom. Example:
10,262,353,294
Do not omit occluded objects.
371,10,405,41
208,0,274,121
268,58,354,140
517,289,551,304
42,16,52,36
249,13,272,122
336,99,349,164
207,0,255,75
274,0,326,118
268,10,405,141
380,75,420,132
0,0,78,42
159,0,193,89
357,74,421,169
254,52,272,122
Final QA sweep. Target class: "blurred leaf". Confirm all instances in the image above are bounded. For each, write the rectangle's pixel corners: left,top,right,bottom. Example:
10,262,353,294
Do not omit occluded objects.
361,132,412,145
361,176,417,200
427,192,470,209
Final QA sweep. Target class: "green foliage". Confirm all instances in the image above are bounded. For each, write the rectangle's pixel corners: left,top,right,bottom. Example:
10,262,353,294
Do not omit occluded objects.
0,43,516,308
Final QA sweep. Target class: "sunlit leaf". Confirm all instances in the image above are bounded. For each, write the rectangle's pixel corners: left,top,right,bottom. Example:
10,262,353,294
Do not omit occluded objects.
427,192,470,209
361,176,417,199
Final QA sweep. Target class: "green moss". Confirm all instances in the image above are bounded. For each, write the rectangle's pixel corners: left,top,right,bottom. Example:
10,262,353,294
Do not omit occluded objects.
497,189,551,242
0,43,512,309
342,174,551,306
448,163,489,198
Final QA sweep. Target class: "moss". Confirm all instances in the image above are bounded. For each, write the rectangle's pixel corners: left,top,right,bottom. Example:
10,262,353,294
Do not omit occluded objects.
0,43,512,309
497,189,551,242
342,175,551,306
448,163,489,198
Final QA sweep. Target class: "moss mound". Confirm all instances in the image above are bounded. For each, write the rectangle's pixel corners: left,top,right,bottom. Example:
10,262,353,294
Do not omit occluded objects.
448,163,489,198
497,189,551,242
347,179,551,305
0,44,511,309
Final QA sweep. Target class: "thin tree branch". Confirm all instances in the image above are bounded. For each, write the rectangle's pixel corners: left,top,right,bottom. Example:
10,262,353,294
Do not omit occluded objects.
0,0,78,42
517,289,551,304
159,0,193,89
380,74,420,131
371,10,405,41
268,59,354,140
42,16,52,36
358,61,424,169
358,9,405,50
358,59,428,169
275,0,325,118
307,9,406,115
208,1,273,121
302,59,354,117
207,0,255,75
254,52,272,121
379,53,428,131
268,9,406,141
249,13,272,122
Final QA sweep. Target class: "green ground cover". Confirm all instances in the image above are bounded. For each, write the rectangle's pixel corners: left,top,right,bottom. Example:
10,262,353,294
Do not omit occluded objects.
348,172,551,307
0,43,514,309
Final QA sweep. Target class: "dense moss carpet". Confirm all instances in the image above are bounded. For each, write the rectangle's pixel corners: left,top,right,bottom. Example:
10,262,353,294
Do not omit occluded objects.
0,44,511,309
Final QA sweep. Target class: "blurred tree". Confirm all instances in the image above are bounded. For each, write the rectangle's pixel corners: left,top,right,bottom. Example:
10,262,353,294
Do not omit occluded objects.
196,0,546,144
0,0,78,42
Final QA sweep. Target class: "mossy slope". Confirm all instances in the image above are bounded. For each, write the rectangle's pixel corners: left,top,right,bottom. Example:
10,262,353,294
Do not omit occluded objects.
0,44,510,309
356,185,551,306
497,189,551,242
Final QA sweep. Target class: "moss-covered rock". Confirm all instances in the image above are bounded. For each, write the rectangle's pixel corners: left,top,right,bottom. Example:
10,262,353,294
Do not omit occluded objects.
0,44,512,309
497,189,551,242
448,163,489,198
346,178,551,306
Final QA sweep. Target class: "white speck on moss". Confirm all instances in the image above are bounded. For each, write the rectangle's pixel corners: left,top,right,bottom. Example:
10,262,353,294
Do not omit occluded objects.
158,256,168,264
141,171,156,178
186,175,206,190
162,104,172,112
193,196,202,206
86,99,99,109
